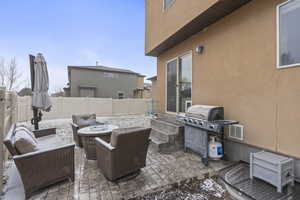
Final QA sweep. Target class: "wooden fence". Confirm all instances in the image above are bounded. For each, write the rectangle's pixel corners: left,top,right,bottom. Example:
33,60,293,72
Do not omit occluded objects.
0,88,17,195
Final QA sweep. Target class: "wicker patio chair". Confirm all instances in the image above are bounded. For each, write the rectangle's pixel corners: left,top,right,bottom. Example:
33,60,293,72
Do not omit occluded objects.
71,113,104,147
3,124,75,199
95,127,151,181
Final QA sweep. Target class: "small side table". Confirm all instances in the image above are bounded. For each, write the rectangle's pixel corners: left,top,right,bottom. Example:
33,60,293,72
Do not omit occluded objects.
78,124,118,160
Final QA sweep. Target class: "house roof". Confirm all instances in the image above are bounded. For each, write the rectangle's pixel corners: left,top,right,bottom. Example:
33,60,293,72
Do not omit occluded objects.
68,65,145,77
147,76,157,81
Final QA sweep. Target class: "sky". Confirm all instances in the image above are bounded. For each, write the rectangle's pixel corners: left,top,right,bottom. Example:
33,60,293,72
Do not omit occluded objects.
0,0,156,93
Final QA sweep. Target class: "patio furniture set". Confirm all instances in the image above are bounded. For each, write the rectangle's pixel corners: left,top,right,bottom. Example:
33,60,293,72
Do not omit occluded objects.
3,113,151,199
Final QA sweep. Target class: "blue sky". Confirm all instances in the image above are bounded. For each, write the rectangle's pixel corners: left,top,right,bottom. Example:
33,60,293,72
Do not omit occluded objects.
0,0,156,92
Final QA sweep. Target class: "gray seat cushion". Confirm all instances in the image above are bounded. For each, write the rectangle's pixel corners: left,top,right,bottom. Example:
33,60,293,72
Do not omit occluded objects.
72,114,97,128
15,126,38,143
14,128,38,154
110,127,145,148
37,135,67,150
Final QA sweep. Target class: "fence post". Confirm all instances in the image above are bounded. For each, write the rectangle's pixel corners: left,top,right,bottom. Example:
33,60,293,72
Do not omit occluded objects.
0,87,6,196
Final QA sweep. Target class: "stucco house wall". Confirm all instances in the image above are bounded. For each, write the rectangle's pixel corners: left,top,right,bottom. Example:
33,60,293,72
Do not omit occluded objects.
148,0,300,160
145,0,217,54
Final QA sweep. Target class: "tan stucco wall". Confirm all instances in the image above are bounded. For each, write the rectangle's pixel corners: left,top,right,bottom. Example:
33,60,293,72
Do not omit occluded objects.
145,0,217,54
155,0,300,158
137,76,145,89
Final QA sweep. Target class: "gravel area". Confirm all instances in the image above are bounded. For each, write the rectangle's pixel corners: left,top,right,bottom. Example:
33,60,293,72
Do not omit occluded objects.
130,176,232,200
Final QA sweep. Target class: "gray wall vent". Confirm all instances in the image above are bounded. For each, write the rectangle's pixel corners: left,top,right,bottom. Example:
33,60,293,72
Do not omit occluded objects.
229,124,244,140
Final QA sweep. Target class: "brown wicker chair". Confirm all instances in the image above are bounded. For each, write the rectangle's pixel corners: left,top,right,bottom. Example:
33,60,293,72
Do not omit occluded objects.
3,124,75,199
95,127,151,181
71,114,103,147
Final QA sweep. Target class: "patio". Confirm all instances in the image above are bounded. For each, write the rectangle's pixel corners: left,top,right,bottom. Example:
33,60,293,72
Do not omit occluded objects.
2,115,232,200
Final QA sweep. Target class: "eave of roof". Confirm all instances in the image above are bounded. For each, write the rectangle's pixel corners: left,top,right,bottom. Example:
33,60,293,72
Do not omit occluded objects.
147,76,157,81
146,0,252,57
68,65,145,77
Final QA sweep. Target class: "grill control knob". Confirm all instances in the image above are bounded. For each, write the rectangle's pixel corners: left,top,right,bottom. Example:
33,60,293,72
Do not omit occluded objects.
209,125,215,129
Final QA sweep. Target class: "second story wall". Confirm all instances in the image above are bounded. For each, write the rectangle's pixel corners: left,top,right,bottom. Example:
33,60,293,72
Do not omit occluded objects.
145,0,217,55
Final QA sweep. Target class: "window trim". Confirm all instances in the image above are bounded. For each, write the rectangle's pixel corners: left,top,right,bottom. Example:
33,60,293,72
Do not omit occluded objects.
277,0,300,69
163,0,176,11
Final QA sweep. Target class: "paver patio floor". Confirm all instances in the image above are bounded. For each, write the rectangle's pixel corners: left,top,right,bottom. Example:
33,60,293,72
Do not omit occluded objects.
2,115,232,200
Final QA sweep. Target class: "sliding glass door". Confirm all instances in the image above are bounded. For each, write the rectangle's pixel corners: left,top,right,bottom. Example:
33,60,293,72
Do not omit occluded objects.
166,53,192,113
178,54,192,112
166,59,177,113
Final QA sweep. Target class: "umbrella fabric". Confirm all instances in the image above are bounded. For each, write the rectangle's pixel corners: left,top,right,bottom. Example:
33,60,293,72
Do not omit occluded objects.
32,53,52,111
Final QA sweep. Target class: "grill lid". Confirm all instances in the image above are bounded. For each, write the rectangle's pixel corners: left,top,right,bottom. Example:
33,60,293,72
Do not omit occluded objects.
186,105,224,121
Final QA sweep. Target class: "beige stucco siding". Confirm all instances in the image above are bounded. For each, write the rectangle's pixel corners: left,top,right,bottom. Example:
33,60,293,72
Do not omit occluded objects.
137,76,145,88
145,0,218,54
277,70,300,158
156,0,300,158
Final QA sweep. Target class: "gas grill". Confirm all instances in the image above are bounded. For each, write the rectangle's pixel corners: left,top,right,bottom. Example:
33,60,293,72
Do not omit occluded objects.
177,105,238,166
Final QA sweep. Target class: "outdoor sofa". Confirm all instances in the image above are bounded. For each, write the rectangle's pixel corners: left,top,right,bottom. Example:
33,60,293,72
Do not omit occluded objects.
95,127,151,181
3,124,75,199
71,113,104,147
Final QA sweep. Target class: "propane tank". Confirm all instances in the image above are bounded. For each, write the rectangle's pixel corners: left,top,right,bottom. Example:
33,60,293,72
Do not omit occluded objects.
209,136,223,160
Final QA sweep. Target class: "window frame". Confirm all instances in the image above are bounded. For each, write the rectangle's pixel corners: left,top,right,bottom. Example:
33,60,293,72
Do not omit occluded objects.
277,0,300,69
163,0,176,11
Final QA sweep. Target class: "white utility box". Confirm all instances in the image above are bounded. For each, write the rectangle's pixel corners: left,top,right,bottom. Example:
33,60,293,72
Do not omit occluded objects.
250,151,294,193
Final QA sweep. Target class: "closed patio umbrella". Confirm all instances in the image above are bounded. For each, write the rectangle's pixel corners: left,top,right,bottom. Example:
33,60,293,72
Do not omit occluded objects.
32,53,52,111
30,53,52,129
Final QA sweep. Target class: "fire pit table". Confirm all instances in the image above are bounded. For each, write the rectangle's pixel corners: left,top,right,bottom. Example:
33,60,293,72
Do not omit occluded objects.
78,124,118,160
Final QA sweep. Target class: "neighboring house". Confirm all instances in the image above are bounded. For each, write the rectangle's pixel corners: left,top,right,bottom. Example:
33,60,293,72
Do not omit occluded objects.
18,88,32,97
146,0,300,179
51,91,65,97
64,65,145,99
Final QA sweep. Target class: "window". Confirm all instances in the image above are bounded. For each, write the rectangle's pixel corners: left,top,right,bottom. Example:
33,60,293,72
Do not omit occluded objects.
164,0,175,10
278,0,300,68
118,92,124,99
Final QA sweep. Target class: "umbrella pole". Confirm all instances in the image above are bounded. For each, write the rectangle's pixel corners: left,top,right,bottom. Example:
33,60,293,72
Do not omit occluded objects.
29,55,40,130
32,108,39,130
